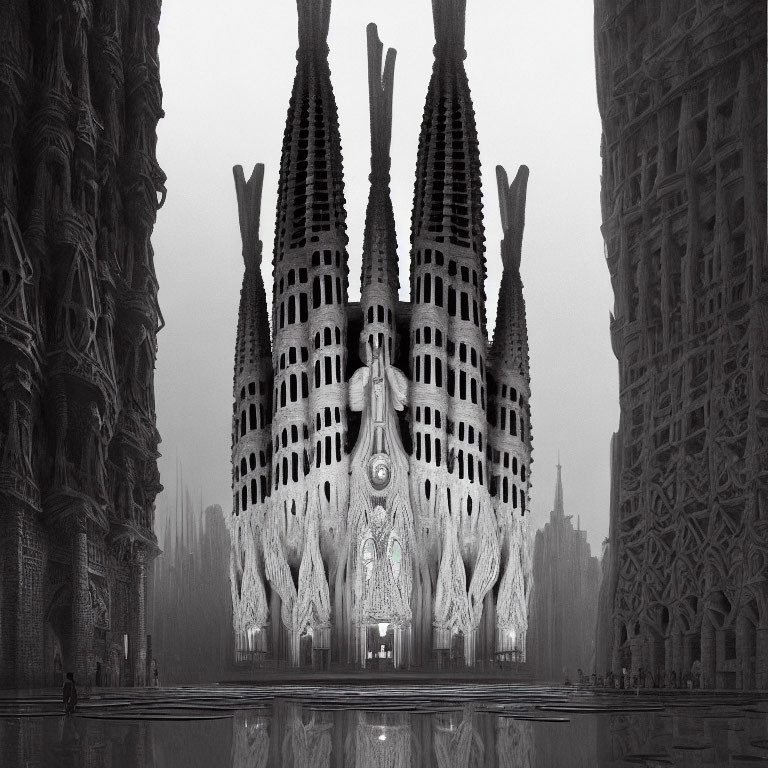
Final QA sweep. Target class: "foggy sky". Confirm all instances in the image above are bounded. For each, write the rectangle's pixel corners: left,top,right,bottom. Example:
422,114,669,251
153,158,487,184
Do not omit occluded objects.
151,0,619,553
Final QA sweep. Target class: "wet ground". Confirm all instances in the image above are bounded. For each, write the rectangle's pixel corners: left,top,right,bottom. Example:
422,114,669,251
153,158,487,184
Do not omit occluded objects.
1,683,766,767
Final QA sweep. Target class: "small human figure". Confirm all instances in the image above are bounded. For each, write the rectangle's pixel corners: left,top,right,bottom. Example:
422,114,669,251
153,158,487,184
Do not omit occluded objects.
154,666,159,687
63,672,77,714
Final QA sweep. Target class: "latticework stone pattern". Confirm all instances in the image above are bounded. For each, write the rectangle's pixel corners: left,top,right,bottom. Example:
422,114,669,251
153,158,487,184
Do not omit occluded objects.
0,0,165,688
594,0,768,688
229,1,533,667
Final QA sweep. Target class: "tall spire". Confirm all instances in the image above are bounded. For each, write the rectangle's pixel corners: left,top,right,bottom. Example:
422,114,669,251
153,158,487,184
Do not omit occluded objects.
554,460,564,518
491,165,530,379
360,23,398,360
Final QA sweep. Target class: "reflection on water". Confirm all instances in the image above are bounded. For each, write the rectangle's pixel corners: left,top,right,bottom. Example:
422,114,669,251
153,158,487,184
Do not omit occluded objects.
0,686,766,767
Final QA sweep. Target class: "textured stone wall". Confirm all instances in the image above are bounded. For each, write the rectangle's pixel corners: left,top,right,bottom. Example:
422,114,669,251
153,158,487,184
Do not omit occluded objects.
0,0,164,687
595,0,767,688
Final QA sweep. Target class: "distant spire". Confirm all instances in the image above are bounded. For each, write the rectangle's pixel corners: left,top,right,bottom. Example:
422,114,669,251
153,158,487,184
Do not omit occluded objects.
554,460,564,518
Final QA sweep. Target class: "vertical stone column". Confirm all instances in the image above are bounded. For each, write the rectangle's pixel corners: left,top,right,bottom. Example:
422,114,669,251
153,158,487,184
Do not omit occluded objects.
756,624,768,690
629,633,643,681
130,545,148,686
664,634,673,686
70,512,90,682
736,612,753,690
701,616,715,689
0,508,21,688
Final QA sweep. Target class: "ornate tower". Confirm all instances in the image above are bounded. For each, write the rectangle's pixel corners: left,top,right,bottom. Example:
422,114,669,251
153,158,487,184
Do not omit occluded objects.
408,0,498,665
595,0,767,688
489,165,533,657
229,164,271,657
0,0,164,688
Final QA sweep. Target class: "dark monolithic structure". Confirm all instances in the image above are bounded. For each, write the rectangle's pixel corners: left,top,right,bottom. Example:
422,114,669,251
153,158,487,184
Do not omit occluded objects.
150,498,232,684
526,464,601,681
228,0,533,667
0,1,164,687
595,0,768,687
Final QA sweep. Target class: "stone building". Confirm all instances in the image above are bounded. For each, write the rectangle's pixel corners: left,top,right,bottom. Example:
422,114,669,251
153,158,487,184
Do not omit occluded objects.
526,464,601,681
0,0,164,687
595,0,767,687
227,0,533,667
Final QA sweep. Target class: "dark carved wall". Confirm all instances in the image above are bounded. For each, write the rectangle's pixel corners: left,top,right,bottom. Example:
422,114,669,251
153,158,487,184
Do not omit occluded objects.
0,0,164,687
595,0,767,688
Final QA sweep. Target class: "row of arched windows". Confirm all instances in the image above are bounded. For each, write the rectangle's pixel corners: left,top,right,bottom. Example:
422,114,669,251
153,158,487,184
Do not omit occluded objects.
414,406,442,428
315,406,342,431
413,354,443,387
413,326,443,347
278,346,309,370
314,355,342,387
314,326,341,349
277,267,309,294
273,423,308,453
366,304,393,326
274,451,304,487
235,475,269,514
278,292,309,327
311,274,343,308
315,433,343,467
274,373,310,410
234,450,269,482
413,275,481,327
414,432,442,467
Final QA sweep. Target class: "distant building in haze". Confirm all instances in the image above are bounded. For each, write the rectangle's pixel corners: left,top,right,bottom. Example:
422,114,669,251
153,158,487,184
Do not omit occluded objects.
527,464,601,681
150,496,232,683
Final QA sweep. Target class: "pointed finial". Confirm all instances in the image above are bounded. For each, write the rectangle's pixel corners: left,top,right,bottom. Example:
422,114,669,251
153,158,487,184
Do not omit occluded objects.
233,164,264,268
431,0,466,56
496,165,529,271
367,23,396,178
297,0,332,53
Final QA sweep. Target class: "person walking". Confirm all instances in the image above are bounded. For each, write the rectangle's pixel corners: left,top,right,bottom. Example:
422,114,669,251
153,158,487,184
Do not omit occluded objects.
62,672,77,714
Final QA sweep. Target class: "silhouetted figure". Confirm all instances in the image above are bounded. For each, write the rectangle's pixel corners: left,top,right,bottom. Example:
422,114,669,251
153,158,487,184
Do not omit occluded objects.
63,672,77,714
154,667,159,687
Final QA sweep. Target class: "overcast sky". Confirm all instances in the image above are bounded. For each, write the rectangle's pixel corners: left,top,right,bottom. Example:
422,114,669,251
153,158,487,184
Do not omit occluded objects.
152,0,619,554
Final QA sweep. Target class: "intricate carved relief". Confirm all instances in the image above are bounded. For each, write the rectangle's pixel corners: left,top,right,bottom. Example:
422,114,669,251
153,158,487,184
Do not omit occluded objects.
595,0,768,688
0,0,163,687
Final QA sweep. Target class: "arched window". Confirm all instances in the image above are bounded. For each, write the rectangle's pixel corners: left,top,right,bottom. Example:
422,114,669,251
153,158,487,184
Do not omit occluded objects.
391,540,402,580
362,539,375,581
251,478,257,504
241,457,247,476
249,404,256,430
241,485,248,511
288,295,296,324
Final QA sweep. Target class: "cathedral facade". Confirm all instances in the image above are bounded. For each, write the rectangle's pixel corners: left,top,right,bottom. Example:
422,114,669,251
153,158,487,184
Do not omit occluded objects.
595,0,767,688
0,0,164,688
228,0,533,667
